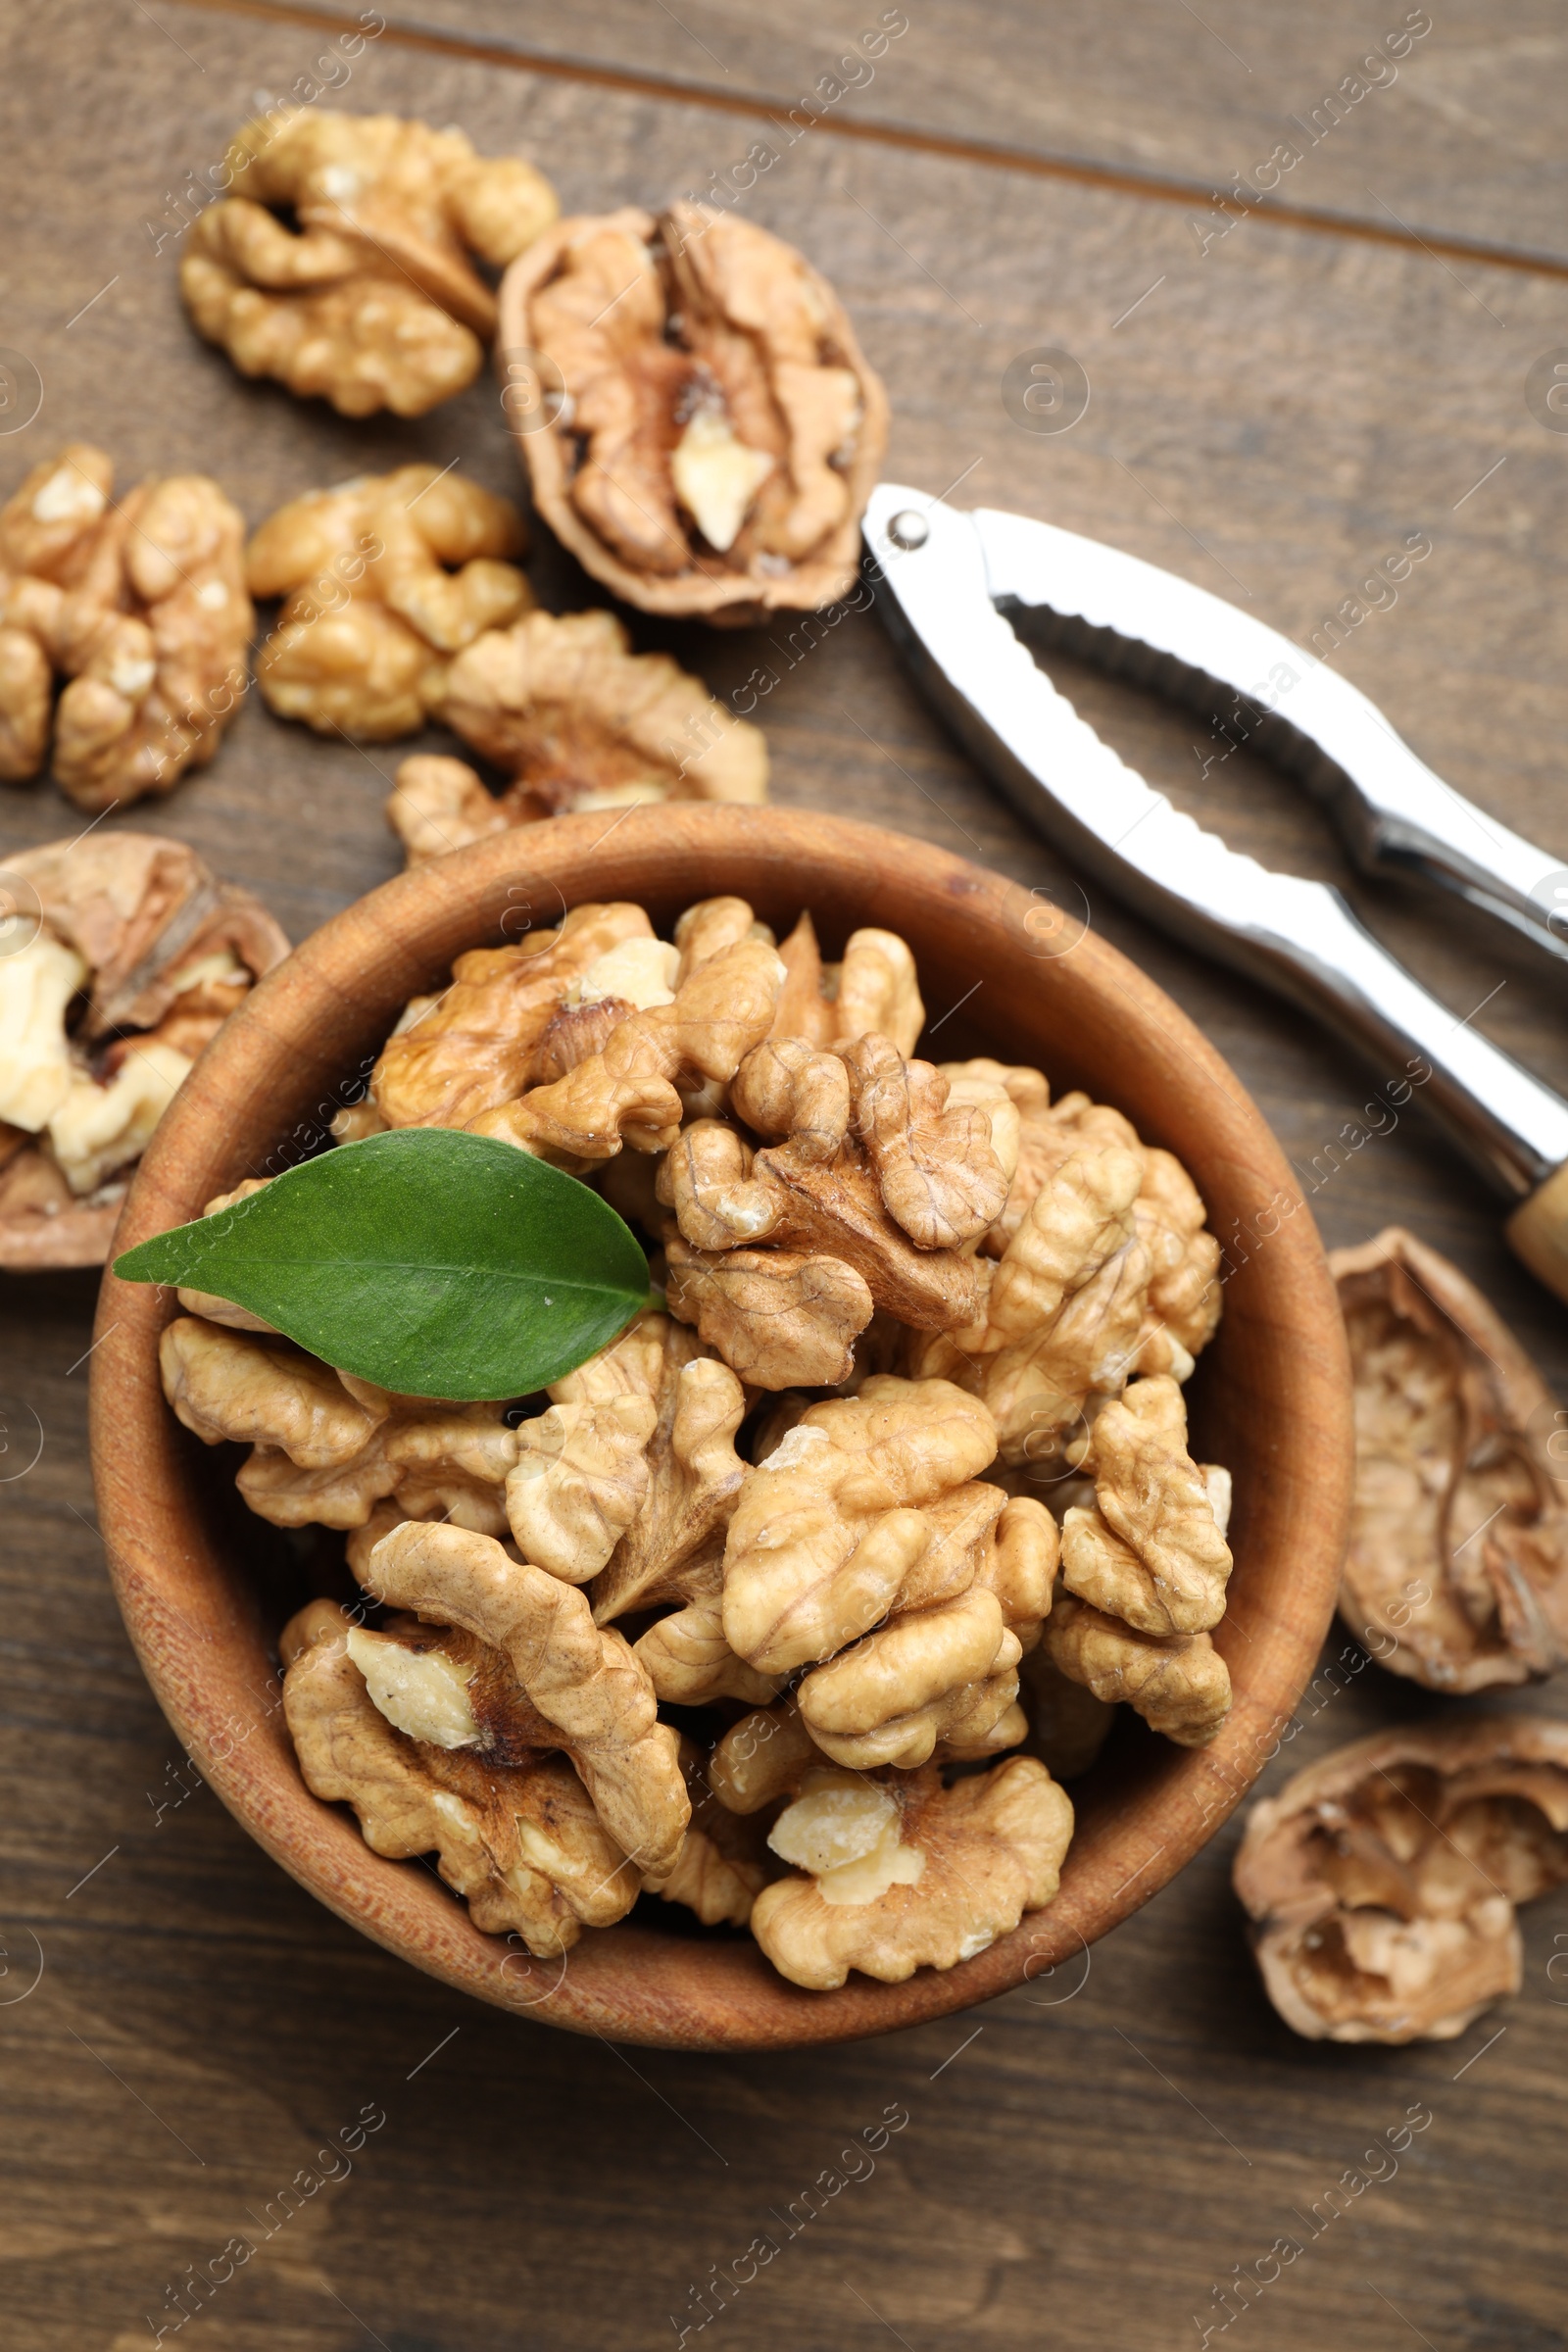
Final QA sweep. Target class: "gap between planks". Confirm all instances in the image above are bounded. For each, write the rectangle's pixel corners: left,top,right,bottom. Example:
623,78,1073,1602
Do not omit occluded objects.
175,0,1568,283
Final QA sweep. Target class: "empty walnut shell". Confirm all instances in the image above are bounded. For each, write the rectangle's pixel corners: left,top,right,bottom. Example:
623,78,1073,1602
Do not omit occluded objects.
1332,1227,1568,1690
497,203,889,622
1234,1717,1568,2042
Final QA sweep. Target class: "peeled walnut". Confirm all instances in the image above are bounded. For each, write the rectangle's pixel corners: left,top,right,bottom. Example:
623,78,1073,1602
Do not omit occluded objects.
1059,1376,1233,1639
584,1321,744,1619
0,834,287,1269
248,467,530,739
750,1757,1074,1990
503,203,888,619
382,607,768,856
910,1143,1157,1466
663,1238,874,1389
385,754,510,864
908,1146,1145,1460
631,1595,782,1709
182,109,558,417
760,916,924,1056
956,1073,1133,1256
658,1103,985,1385
0,444,252,808
503,1311,740,1590
367,1518,689,1875
797,1586,1023,1771
726,1027,1009,1251
470,929,785,1165
779,1482,1053,1771
1333,1227,1568,1690
1044,1591,1231,1746
847,1035,1010,1249
162,1316,521,1534
281,1601,636,1956
1234,1717,1568,2043
371,900,653,1130
532,1315,777,1708
943,1064,1221,1377
708,1697,820,1815
721,1376,1001,1675
1132,1147,1223,1377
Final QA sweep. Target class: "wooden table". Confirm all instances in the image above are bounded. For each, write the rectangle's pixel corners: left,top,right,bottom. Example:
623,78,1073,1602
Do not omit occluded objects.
3,5,1567,2344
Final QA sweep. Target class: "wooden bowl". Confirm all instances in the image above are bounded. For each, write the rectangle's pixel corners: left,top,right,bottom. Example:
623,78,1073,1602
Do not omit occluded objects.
89,808,1351,2051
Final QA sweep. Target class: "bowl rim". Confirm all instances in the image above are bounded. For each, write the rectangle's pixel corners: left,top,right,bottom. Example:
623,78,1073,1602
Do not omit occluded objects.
89,806,1352,2051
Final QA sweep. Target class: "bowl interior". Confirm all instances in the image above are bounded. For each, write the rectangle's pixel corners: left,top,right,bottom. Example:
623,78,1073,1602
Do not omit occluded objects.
90,808,1351,2050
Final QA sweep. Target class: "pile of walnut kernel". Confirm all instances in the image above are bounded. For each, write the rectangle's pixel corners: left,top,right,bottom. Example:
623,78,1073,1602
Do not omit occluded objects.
164,895,1232,1989
240,465,770,839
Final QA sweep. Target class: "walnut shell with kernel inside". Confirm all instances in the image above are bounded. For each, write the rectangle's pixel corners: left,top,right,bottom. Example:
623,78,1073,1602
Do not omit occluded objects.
498,203,889,621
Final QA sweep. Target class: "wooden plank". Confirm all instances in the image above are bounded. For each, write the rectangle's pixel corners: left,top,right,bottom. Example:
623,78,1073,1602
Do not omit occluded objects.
1,3,1567,2346
195,0,1568,263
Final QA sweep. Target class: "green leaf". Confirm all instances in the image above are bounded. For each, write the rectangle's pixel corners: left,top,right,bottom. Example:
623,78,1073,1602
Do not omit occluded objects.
115,1130,652,1401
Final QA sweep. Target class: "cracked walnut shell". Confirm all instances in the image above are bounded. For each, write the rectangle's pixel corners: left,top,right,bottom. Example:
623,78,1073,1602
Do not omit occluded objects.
182,109,558,417
500,203,888,619
281,1600,636,1955
248,466,531,739
750,1757,1074,1990
1333,1227,1568,1690
1234,1717,1568,2043
0,833,286,1268
0,444,252,808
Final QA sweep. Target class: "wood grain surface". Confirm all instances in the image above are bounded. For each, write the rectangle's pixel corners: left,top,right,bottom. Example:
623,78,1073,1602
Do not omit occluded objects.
1,3,1566,2345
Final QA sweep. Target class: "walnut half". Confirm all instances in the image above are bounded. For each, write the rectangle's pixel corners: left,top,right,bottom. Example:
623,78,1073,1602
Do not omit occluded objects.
503,204,888,619
1234,1717,1568,2042
748,1757,1074,1989
249,467,531,741
281,1600,637,1957
0,444,252,808
387,607,768,857
182,109,558,417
